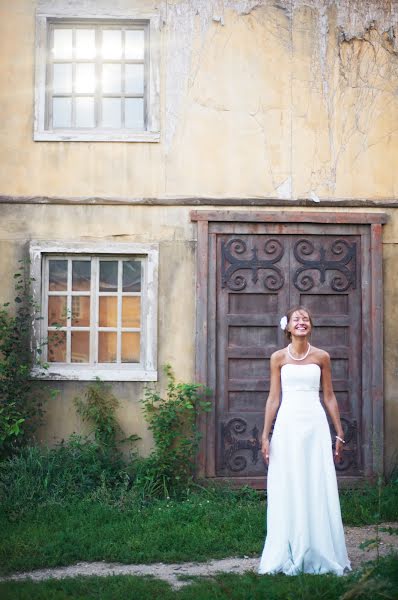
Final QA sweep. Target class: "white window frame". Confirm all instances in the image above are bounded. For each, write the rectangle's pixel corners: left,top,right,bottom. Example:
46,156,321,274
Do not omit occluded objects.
34,11,160,142
30,241,158,381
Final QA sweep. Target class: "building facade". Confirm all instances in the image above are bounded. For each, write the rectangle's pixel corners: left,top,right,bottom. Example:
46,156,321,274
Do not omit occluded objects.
1,0,398,486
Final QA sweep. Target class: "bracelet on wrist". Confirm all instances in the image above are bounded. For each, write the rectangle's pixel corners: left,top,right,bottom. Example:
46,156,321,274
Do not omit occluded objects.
335,435,345,444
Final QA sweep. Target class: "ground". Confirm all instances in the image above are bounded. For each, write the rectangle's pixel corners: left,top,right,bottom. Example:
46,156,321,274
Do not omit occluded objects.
2,522,397,590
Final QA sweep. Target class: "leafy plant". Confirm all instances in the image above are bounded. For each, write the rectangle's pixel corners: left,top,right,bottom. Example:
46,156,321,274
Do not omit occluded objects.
74,378,140,462
139,364,211,498
0,260,48,457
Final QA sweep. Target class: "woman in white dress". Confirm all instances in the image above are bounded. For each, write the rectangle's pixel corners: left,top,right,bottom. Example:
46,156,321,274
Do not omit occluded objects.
258,306,351,576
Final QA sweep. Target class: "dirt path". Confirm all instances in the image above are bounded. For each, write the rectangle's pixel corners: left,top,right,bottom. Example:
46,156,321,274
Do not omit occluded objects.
2,523,397,590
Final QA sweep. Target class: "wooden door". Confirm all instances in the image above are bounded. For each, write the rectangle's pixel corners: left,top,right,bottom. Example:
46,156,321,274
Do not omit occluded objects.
215,232,361,481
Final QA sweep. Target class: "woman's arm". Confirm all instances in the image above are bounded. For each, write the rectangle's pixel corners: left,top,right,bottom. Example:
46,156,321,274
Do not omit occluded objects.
321,351,345,461
261,353,282,463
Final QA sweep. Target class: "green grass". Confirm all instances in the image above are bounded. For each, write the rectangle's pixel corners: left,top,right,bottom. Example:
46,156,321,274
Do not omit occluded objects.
0,555,397,600
0,445,397,577
0,494,264,575
0,480,397,576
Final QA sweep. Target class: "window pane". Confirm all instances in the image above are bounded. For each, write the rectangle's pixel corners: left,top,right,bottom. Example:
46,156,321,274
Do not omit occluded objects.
75,97,95,128
71,331,90,362
99,297,117,327
53,63,72,94
123,260,141,292
102,29,122,59
125,29,144,59
48,296,67,327
99,261,118,291
53,29,73,59
121,332,140,363
53,98,72,128
125,98,144,129
98,332,117,362
72,261,91,291
125,64,144,94
102,64,121,94
72,296,90,326
49,260,68,291
102,98,122,128
48,330,66,362
76,29,96,59
122,296,140,327
75,64,95,93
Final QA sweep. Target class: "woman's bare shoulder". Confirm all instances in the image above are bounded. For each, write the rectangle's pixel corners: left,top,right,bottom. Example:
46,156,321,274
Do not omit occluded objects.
310,346,330,364
271,348,287,366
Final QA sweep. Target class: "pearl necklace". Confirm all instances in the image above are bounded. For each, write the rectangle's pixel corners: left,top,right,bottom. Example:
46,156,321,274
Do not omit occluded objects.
287,343,311,361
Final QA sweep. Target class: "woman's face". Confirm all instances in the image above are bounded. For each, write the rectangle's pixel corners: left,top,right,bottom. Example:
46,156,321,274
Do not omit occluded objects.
288,310,312,339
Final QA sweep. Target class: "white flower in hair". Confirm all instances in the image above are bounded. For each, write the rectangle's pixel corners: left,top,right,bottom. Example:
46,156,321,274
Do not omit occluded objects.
280,316,288,331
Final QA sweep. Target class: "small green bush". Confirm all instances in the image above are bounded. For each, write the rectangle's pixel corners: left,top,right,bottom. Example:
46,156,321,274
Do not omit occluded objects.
138,365,211,499
0,261,48,457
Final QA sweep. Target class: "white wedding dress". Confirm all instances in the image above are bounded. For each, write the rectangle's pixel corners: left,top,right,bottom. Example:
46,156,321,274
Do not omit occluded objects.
258,363,351,576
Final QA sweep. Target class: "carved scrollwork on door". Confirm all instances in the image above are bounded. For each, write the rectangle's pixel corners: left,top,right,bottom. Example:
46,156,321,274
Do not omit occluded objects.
330,417,358,472
221,418,262,472
293,239,357,292
221,238,284,291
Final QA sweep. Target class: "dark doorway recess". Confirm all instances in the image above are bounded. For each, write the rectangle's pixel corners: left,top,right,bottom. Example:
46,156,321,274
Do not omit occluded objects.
191,211,387,488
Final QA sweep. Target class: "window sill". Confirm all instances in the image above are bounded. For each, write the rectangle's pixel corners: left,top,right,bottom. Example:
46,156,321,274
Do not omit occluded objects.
32,366,158,382
33,131,160,143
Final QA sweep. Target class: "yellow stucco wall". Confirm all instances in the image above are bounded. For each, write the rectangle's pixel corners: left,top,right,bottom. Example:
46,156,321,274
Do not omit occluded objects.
0,0,398,472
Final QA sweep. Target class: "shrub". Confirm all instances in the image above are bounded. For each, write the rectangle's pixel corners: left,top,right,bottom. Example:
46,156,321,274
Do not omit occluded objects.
0,261,48,457
139,364,211,498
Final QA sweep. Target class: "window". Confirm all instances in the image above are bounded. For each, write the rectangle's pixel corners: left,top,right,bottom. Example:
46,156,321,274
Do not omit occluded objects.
35,15,160,142
30,242,158,380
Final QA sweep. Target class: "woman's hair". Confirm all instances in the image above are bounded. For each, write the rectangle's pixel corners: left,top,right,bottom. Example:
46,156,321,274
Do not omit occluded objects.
284,305,314,341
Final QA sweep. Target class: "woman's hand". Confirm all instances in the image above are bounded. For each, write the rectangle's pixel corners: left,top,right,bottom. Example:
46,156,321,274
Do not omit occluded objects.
334,438,344,463
262,439,270,465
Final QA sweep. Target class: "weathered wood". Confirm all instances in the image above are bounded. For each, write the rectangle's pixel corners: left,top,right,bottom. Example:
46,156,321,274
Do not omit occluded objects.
195,220,209,479
191,210,389,225
0,195,397,209
371,224,384,475
191,212,386,486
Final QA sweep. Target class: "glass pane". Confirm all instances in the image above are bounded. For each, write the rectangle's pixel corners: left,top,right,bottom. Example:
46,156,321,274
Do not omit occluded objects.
72,296,90,326
53,63,72,94
48,330,66,362
122,296,140,327
53,98,72,128
125,64,144,94
125,98,144,129
125,29,144,59
72,261,91,291
102,29,122,59
53,29,72,59
102,64,121,93
98,332,117,363
99,297,117,327
121,332,140,363
71,331,90,362
75,63,95,93
102,98,121,128
123,260,141,292
76,29,96,59
75,97,95,128
49,260,68,291
48,296,67,327
99,261,118,291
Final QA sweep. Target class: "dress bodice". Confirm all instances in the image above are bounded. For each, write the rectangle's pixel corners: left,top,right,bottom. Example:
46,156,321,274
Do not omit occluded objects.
281,363,321,393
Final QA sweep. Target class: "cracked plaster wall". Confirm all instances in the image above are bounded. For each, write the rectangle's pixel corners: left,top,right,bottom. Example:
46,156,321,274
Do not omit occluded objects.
0,0,397,199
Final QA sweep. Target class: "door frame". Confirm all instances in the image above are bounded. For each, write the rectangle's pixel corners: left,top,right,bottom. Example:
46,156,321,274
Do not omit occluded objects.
190,210,388,487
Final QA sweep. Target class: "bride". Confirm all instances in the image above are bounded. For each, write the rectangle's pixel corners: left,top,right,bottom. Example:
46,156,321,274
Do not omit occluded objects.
258,306,351,576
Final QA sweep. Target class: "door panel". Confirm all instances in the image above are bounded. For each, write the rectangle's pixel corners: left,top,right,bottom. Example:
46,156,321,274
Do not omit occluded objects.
215,232,361,479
